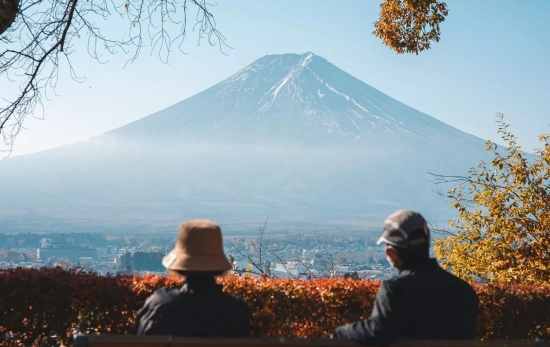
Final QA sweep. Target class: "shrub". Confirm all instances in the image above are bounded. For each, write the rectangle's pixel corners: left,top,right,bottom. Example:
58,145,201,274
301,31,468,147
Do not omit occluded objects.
475,284,550,339
0,268,549,346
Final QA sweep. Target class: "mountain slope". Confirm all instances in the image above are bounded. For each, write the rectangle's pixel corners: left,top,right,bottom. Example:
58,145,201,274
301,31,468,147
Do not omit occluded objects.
107,52,483,146
0,52,490,233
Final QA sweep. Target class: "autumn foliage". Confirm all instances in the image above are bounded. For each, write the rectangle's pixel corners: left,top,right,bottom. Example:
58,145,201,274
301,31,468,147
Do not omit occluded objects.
1,268,550,346
433,114,550,285
0,0,18,34
374,0,449,54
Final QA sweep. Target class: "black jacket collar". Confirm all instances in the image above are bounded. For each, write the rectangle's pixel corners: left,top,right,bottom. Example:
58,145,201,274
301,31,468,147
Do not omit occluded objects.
181,276,222,294
398,258,440,274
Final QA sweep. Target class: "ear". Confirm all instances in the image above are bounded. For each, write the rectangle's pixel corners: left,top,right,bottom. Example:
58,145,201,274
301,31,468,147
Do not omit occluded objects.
385,246,399,262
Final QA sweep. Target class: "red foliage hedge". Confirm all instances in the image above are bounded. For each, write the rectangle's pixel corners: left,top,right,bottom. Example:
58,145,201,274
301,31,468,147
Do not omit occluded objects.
0,268,549,346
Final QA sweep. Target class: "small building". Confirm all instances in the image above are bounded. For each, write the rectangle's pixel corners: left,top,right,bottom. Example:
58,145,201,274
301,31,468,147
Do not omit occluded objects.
37,246,98,260
37,237,98,261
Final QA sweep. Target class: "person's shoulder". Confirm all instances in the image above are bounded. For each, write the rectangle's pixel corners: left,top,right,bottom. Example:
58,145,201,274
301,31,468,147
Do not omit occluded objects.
432,267,478,300
143,287,181,309
384,264,435,286
385,270,412,286
379,275,405,293
134,288,182,335
223,292,251,312
226,292,250,307
447,272,477,294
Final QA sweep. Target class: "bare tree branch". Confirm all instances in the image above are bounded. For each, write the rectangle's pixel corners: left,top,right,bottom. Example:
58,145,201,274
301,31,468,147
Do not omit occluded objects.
314,250,351,279
428,221,456,236
0,0,229,156
231,214,272,278
59,0,77,52
269,250,313,279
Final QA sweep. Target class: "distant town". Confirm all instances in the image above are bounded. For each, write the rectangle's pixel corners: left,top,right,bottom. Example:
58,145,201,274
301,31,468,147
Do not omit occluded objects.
0,229,439,280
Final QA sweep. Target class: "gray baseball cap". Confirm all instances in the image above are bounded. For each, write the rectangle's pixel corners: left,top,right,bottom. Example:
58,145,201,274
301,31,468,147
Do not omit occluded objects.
377,210,430,248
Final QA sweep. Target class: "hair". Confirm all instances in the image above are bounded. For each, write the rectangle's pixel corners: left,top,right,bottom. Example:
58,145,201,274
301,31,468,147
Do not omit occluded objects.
390,228,430,265
170,270,225,277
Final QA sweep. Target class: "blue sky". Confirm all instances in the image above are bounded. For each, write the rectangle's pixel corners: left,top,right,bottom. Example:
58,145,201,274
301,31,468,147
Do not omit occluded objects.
5,0,550,156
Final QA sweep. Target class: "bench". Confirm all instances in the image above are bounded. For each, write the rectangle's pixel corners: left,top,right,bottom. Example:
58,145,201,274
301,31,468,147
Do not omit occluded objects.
73,335,549,347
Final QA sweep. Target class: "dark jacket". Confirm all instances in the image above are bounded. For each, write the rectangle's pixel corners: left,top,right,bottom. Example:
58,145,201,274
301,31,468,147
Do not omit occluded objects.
332,259,478,345
134,276,251,337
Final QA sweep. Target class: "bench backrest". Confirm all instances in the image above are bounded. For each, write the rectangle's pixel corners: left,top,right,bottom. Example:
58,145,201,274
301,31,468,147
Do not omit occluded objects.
73,335,549,347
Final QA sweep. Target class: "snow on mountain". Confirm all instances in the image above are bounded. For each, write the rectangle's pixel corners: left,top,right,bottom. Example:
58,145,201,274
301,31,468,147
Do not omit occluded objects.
0,52,491,233
107,52,483,146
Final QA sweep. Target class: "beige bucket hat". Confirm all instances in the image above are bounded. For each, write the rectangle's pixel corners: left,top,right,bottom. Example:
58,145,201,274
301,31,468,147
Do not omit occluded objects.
162,220,232,272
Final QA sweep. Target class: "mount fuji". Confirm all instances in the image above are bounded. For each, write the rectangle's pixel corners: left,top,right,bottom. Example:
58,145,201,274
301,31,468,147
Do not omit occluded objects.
0,52,489,233
106,52,479,145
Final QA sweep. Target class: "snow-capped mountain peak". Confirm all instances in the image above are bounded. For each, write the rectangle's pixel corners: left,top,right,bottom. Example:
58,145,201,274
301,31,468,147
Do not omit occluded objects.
108,52,481,145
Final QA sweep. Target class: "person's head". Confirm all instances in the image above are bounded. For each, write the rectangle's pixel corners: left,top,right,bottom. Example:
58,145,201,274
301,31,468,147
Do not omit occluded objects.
376,210,431,269
162,220,232,278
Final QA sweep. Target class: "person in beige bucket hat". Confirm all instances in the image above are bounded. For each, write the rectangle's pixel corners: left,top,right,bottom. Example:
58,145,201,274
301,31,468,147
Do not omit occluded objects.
134,220,251,337
161,219,232,273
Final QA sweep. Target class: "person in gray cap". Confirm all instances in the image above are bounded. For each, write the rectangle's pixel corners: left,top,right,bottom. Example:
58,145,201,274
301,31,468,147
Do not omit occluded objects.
134,220,251,337
332,209,478,345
